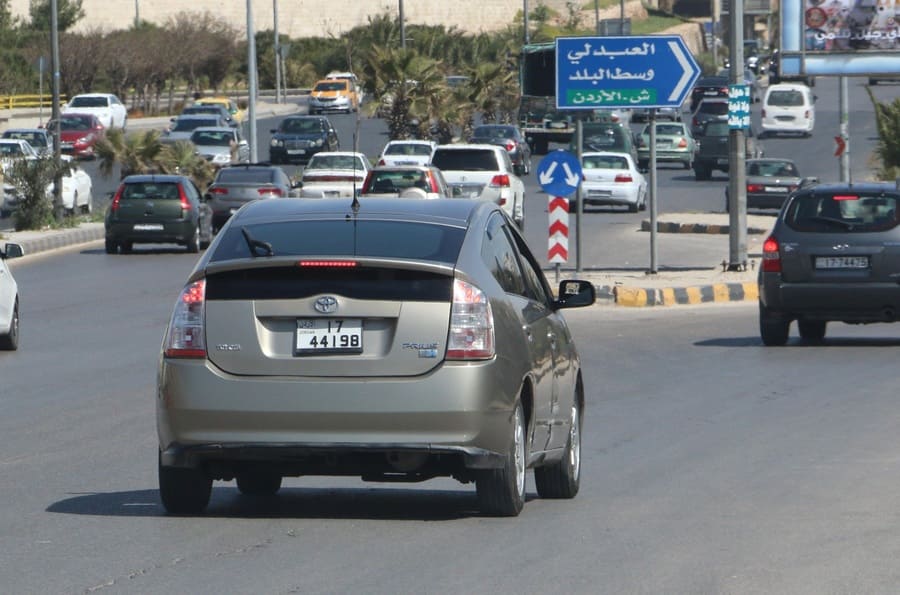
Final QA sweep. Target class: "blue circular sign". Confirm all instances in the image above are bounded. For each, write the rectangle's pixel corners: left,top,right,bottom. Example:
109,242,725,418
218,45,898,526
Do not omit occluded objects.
537,150,583,197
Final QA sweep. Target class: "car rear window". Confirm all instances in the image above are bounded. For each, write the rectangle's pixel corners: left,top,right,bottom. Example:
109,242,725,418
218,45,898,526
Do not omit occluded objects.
784,193,900,233
703,122,729,136
4,132,45,147
748,161,797,177
121,182,181,200
431,149,499,171
767,90,805,107
172,118,217,132
655,124,686,136
583,155,628,169
385,144,432,156
698,102,728,115
70,96,108,108
215,168,275,184
210,220,465,264
367,170,428,192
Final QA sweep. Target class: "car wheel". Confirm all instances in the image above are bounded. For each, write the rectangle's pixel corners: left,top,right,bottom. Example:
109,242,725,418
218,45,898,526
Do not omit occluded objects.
0,299,19,351
121,242,133,254
638,159,648,171
81,193,93,214
683,159,692,170
104,239,117,254
628,201,639,213
158,454,212,515
534,394,581,499
638,192,647,211
476,401,526,517
187,225,200,254
759,303,790,346
798,320,826,343
236,471,283,496
694,165,711,181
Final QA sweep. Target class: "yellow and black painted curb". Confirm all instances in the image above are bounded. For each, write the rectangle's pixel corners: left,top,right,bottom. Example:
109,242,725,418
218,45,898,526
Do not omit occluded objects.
640,221,769,235
612,282,758,307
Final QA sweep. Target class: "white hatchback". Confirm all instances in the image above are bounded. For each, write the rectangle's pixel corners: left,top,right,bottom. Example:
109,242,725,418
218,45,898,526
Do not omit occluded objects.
761,83,815,137
377,140,436,167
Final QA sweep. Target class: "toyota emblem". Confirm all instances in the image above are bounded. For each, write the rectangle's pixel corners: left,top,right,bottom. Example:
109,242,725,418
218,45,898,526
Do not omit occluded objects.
314,296,338,314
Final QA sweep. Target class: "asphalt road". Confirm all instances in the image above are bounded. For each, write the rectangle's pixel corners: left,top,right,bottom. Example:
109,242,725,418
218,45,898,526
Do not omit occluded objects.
4,243,900,592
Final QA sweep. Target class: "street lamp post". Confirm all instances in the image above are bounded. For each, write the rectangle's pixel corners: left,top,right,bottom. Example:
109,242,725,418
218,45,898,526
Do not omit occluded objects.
246,0,258,162
50,0,62,218
273,0,281,104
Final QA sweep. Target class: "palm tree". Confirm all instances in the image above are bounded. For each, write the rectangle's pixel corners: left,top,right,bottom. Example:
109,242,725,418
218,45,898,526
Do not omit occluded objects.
158,140,215,191
94,128,166,179
469,62,519,124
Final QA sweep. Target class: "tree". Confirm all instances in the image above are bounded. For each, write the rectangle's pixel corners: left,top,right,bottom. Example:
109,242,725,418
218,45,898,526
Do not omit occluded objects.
4,156,73,230
28,0,84,32
866,87,900,180
95,128,165,179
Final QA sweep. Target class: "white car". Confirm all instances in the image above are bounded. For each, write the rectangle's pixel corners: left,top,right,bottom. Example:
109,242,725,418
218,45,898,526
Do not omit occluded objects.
377,140,436,167
761,83,815,138
58,158,94,214
0,242,24,350
62,93,128,130
430,144,526,229
1,139,41,217
578,151,647,212
299,151,370,198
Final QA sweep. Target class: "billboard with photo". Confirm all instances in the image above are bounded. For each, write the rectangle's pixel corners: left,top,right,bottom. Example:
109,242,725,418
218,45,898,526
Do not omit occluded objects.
781,0,900,75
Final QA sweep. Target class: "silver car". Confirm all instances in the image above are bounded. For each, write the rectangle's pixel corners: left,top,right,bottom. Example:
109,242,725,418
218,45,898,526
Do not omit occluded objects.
189,127,250,167
157,198,595,516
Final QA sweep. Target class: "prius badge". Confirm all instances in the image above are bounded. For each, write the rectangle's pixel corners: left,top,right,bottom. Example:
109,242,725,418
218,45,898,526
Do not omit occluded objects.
314,296,339,314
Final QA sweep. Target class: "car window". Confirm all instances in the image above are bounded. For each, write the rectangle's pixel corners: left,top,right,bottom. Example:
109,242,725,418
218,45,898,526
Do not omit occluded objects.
655,124,685,136
767,90,805,107
481,213,526,295
216,168,275,184
583,155,628,170
191,130,232,145
121,182,181,200
385,143,432,156
173,117,217,132
704,121,729,136
509,228,552,306
307,154,364,170
314,81,349,92
0,144,23,157
785,192,900,232
751,161,797,177
281,119,322,134
70,96,108,108
698,102,728,115
211,220,465,264
431,149,499,171
368,170,427,191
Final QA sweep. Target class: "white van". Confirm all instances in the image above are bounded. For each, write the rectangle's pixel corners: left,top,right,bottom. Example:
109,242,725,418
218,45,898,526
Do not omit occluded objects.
761,83,815,137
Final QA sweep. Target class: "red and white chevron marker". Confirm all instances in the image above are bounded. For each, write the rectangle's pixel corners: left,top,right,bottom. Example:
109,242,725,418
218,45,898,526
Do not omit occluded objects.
548,196,569,263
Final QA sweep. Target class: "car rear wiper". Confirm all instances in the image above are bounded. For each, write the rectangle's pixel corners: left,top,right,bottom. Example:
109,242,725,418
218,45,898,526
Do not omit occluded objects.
241,227,274,257
808,216,855,230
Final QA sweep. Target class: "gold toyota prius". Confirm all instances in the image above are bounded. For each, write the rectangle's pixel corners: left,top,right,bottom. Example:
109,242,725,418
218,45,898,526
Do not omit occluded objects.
157,197,595,516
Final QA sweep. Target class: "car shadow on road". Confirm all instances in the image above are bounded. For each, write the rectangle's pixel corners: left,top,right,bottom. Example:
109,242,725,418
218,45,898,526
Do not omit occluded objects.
47,487,541,520
695,336,900,348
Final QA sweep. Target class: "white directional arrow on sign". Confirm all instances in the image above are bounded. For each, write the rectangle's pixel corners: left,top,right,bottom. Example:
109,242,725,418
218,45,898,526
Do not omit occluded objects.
539,161,558,186
668,40,694,103
562,162,580,187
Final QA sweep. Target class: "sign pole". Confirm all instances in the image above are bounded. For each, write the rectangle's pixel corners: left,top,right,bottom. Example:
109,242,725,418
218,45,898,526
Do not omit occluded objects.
649,108,658,274
728,0,748,270
575,118,583,273
839,76,850,183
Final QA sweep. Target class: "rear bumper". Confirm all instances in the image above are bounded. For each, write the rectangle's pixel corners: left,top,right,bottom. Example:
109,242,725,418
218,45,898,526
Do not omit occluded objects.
637,148,692,163
106,220,194,244
760,274,900,321
761,119,813,133
157,357,519,473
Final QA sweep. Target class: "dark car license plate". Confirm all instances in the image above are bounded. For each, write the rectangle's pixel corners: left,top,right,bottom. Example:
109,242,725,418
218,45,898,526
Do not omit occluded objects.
814,256,869,269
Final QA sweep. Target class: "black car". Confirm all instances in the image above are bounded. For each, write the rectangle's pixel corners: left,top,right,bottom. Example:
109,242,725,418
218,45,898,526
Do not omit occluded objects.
205,164,300,233
468,124,533,176
758,182,900,345
269,115,339,164
104,174,214,254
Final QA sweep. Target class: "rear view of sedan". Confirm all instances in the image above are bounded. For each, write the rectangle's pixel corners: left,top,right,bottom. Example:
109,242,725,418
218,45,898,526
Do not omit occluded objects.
578,151,647,212
759,183,900,345
205,164,300,232
157,198,595,516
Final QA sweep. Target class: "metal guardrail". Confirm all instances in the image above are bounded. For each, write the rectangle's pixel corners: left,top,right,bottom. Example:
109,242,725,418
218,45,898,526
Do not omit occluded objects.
0,94,67,110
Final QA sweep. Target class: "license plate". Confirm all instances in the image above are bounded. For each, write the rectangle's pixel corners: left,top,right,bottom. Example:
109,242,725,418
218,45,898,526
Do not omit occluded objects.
133,223,163,231
287,149,306,155
764,186,789,193
295,318,362,354
815,256,869,269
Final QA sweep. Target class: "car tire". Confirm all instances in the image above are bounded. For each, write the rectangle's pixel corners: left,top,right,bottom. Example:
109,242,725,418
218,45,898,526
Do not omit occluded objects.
683,160,692,170
104,239,117,254
187,226,200,254
759,303,790,346
236,471,283,496
476,401,526,517
0,299,19,351
81,193,93,214
638,159,648,171
158,454,212,515
628,201,639,213
121,242,133,254
798,320,826,343
694,165,711,181
534,395,581,499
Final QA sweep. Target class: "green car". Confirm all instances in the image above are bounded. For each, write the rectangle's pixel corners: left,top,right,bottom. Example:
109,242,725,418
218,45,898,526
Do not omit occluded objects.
104,174,214,254
636,121,697,170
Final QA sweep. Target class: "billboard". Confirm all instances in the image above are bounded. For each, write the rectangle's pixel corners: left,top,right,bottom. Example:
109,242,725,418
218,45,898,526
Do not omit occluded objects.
781,0,900,75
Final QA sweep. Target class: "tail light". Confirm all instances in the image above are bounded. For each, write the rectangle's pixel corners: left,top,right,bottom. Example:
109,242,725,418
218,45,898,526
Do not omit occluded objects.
788,185,798,192
692,116,699,127
377,158,386,166
446,278,494,360
110,185,123,212
426,172,439,193
489,174,510,188
762,236,781,273
505,140,515,152
614,174,633,183
362,171,374,193
747,183,764,193
258,187,284,198
805,110,810,118
208,187,228,196
164,279,206,358
178,184,192,214
677,138,688,148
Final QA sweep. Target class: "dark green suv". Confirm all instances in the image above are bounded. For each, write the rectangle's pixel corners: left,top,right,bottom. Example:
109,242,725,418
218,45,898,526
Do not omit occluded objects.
104,174,214,254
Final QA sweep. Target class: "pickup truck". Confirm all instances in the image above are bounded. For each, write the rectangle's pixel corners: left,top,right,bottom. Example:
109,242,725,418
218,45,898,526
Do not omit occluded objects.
693,121,764,181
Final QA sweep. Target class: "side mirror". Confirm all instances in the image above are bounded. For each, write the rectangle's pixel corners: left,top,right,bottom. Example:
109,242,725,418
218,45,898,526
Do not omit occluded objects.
2,243,24,259
270,129,277,134
554,279,596,310
801,176,819,186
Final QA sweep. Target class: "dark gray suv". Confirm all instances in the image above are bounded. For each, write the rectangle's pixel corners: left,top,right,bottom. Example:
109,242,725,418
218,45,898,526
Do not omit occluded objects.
759,182,900,345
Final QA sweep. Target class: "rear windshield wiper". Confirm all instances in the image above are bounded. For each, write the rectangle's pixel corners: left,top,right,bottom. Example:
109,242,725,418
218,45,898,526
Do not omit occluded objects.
241,227,274,257
808,216,855,230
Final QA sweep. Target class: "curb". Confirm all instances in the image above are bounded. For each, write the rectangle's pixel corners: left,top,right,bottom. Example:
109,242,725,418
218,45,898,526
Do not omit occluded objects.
4,224,104,258
641,220,770,234
612,282,758,307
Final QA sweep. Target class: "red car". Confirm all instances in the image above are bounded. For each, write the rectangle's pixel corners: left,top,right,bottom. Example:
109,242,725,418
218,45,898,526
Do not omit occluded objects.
47,113,105,159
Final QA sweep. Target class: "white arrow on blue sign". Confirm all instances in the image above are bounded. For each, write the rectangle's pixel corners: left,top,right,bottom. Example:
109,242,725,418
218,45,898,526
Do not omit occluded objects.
555,35,701,110
537,150,582,197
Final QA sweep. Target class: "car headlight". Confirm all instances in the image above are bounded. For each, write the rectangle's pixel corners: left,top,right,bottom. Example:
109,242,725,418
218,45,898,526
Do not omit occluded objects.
270,138,283,147
212,153,230,163
315,138,324,147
